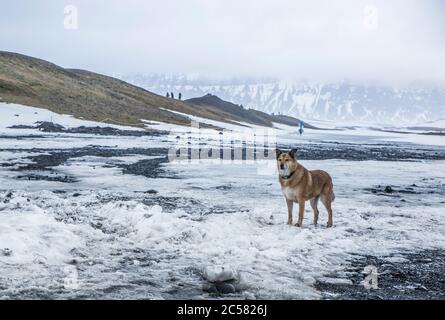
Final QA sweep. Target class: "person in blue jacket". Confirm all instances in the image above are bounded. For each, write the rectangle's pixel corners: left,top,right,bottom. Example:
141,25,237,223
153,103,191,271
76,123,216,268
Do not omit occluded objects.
298,120,305,136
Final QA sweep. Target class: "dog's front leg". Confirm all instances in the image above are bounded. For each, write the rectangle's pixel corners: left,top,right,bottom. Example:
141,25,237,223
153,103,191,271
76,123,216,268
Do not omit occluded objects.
296,200,305,227
286,199,293,225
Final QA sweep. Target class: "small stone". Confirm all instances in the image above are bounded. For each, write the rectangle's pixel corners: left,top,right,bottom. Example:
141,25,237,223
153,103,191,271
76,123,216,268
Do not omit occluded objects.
2,248,12,256
203,284,219,294
215,282,236,294
384,186,393,193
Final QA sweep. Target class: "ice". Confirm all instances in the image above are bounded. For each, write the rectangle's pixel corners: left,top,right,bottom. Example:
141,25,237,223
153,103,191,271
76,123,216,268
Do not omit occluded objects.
0,104,444,299
1,157,444,299
0,208,83,265
203,266,239,283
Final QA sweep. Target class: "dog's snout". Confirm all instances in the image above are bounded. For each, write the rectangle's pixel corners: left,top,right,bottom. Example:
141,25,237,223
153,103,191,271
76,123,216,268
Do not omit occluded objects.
280,164,284,170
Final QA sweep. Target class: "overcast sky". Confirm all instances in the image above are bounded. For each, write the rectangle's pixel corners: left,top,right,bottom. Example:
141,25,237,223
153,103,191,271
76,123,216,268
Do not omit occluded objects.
1,0,445,85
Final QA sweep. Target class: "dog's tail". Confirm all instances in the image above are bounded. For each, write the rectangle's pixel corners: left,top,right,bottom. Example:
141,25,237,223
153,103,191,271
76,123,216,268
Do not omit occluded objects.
329,180,335,202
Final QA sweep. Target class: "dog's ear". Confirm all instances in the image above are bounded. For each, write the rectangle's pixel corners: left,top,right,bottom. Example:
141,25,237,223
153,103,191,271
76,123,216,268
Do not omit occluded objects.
275,148,282,159
289,148,298,159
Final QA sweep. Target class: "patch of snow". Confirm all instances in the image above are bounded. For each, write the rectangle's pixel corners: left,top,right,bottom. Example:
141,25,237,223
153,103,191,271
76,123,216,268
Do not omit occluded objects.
0,102,142,131
203,266,239,283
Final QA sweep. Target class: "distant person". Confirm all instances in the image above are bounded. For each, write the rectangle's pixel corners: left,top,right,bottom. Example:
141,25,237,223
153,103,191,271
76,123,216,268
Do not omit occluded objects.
166,92,170,98
171,92,174,99
298,120,305,136
178,93,182,100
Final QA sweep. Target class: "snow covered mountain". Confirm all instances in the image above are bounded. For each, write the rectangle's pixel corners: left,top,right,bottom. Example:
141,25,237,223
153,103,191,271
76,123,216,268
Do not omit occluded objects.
120,74,445,125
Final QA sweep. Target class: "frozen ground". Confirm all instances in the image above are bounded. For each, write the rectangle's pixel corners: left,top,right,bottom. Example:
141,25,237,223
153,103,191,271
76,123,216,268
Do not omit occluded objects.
0,103,444,299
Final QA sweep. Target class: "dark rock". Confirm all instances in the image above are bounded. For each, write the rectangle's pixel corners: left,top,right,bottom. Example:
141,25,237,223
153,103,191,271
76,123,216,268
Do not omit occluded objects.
144,189,158,194
8,122,167,137
120,156,170,179
384,186,394,193
204,283,236,295
1,248,12,256
7,124,35,129
17,174,77,183
215,283,236,294
216,185,231,190
36,121,65,132
203,285,219,294
66,126,165,137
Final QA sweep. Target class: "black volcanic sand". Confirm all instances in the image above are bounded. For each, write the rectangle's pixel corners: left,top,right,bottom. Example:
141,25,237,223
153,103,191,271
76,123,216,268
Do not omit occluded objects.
8,121,167,136
1,147,169,181
364,182,445,198
2,139,445,183
278,142,445,161
315,250,445,300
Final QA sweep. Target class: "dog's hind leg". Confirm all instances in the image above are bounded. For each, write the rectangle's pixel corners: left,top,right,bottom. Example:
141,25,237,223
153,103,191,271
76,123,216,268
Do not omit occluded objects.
320,193,333,228
310,196,320,226
286,199,293,225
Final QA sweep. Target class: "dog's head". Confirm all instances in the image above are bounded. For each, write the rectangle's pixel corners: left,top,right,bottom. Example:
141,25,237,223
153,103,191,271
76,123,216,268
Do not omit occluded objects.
276,148,298,177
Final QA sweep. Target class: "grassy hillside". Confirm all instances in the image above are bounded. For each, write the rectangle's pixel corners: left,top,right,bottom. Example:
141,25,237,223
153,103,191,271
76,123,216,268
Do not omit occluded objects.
0,52,198,126
0,51,311,129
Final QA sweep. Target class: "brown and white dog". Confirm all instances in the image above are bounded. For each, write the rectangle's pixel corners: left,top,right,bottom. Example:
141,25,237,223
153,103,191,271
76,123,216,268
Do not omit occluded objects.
276,148,335,228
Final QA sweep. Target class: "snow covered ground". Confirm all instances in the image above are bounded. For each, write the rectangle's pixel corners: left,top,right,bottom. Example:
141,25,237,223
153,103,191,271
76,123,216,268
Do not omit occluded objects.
0,103,444,299
0,102,143,132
